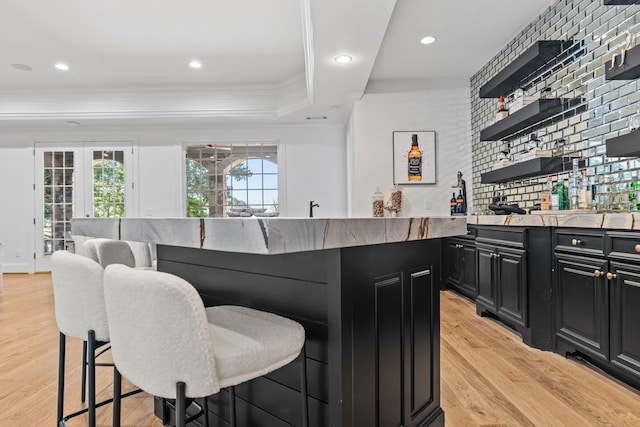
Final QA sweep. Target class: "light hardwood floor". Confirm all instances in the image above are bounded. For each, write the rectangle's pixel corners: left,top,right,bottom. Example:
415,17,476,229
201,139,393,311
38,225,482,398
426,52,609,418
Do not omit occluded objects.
1,273,639,426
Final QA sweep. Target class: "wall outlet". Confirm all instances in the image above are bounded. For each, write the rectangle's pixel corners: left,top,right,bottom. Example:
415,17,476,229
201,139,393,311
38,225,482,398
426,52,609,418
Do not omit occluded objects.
424,199,432,210
15,249,21,258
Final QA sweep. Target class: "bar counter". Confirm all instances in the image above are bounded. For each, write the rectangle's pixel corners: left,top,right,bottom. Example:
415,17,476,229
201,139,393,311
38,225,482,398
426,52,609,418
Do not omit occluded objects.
468,211,640,229
72,216,466,427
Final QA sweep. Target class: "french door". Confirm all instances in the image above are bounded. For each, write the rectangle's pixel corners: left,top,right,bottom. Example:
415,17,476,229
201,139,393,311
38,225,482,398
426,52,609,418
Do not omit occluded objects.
34,142,134,271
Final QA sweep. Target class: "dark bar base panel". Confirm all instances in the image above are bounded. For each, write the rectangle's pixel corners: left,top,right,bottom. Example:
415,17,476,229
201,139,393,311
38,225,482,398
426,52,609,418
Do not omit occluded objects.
154,239,444,427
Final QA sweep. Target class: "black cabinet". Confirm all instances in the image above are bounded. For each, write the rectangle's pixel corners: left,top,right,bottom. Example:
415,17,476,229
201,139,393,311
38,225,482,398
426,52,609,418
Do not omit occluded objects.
474,226,553,351
554,229,640,389
444,235,477,300
609,261,640,380
554,252,610,361
476,242,527,328
476,227,528,330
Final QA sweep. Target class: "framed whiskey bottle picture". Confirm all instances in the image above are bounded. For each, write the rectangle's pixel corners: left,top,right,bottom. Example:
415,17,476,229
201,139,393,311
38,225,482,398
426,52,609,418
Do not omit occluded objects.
392,131,436,185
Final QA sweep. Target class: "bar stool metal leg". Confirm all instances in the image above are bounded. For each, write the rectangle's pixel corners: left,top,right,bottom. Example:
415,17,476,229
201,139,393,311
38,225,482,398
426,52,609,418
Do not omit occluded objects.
300,345,309,427
57,333,66,425
87,330,96,427
176,382,186,427
202,397,209,427
229,386,237,427
81,341,87,403
113,368,122,427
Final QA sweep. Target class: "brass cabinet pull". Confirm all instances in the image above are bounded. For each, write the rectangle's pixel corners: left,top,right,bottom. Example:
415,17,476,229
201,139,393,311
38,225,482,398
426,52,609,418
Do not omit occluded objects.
635,244,640,253
606,272,618,280
594,270,604,277
572,239,581,246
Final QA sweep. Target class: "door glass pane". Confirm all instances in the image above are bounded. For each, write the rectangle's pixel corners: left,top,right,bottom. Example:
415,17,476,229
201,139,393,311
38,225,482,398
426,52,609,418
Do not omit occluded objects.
92,150,125,218
43,151,74,255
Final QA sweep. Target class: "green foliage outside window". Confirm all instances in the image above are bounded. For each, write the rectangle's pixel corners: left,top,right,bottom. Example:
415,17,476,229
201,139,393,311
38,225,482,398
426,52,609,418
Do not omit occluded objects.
93,160,125,218
186,160,209,217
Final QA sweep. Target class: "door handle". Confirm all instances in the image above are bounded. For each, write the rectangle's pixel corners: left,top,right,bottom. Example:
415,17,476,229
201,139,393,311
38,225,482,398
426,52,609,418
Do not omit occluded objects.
571,239,581,246
606,272,617,280
594,270,604,278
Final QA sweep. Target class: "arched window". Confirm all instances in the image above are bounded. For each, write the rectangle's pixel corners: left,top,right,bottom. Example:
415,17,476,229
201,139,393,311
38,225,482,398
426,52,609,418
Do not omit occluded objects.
185,143,278,217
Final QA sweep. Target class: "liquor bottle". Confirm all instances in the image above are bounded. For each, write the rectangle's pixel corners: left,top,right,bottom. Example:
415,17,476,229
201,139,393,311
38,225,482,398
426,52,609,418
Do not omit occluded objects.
456,190,465,214
407,134,423,181
550,181,559,210
450,192,457,216
541,176,552,210
568,159,581,210
553,181,568,210
561,180,570,210
496,96,509,121
578,171,592,210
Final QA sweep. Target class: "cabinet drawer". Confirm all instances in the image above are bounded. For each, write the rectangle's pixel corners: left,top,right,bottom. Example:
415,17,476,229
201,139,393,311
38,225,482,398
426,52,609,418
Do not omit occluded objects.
607,231,640,262
476,226,526,249
554,229,605,257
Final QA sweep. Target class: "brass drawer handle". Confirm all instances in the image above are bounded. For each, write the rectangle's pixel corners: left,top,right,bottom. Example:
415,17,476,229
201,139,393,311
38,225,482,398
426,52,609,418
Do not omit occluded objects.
635,244,640,253
572,239,581,246
594,270,604,278
607,272,617,280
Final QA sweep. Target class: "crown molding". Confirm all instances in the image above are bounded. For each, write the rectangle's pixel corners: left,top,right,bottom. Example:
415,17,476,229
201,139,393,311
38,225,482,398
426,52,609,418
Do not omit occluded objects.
0,75,311,121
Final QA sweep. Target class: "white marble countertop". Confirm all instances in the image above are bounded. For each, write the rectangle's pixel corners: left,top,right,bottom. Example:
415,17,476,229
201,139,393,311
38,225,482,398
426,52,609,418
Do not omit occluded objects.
72,217,467,255
467,212,640,230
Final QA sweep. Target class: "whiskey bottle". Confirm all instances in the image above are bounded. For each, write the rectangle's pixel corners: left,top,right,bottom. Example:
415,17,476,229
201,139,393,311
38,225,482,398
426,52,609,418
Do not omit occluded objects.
456,190,465,214
450,192,457,216
408,134,423,181
496,96,509,121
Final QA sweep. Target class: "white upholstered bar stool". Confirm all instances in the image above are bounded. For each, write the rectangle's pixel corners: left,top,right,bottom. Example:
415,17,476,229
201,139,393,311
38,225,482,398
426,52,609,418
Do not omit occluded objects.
51,250,111,427
82,238,136,268
77,238,137,404
103,264,309,427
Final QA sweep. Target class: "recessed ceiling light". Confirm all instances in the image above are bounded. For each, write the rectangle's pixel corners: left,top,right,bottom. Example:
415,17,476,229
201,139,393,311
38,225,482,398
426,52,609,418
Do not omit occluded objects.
12,63,32,71
65,121,80,127
55,63,69,71
189,61,202,69
334,55,352,64
420,36,437,45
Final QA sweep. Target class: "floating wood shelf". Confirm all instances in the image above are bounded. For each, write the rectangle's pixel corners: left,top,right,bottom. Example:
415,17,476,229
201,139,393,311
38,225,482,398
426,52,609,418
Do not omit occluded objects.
603,0,640,5
480,98,562,141
605,44,640,80
606,132,640,157
479,41,567,98
481,157,585,184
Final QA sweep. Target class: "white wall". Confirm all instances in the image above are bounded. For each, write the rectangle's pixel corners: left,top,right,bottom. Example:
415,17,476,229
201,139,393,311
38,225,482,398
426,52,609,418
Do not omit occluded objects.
0,147,35,272
348,85,472,217
0,124,347,272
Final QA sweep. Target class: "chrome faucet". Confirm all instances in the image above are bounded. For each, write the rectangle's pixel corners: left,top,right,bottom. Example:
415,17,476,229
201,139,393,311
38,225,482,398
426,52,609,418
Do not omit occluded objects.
309,201,319,217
